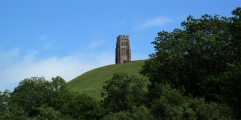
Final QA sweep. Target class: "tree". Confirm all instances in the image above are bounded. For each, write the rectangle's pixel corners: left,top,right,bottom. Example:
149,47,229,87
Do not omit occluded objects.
103,106,154,120
0,90,10,117
150,84,233,120
141,7,240,98
220,63,241,118
228,7,241,62
102,73,148,112
9,76,71,118
33,105,73,120
140,7,241,118
1,76,109,119
61,93,107,120
10,77,51,116
48,76,72,111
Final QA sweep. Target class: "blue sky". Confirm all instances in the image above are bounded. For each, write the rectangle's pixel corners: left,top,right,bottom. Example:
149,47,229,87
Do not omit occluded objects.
0,0,239,91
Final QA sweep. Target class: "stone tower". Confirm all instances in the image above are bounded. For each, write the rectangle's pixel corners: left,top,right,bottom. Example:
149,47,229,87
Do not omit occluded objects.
115,35,131,64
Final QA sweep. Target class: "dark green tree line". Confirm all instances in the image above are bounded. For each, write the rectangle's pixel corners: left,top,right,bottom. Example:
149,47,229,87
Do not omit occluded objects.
101,73,148,113
140,7,241,118
0,76,106,119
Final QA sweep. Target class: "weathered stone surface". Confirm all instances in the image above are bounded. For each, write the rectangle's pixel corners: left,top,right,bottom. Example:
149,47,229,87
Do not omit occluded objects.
115,35,131,64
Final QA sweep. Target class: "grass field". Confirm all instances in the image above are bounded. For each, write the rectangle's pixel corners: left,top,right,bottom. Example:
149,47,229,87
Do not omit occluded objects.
67,60,146,100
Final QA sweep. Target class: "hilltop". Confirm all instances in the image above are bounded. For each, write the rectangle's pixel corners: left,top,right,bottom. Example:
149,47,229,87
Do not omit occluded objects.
67,60,146,100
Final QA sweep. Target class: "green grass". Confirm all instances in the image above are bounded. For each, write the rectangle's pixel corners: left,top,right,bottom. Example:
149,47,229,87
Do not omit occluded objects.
67,60,146,100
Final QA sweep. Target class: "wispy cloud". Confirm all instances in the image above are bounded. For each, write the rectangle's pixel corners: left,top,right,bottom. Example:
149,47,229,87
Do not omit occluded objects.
43,42,55,51
39,34,47,40
88,39,106,49
116,20,127,27
135,17,172,30
0,48,114,92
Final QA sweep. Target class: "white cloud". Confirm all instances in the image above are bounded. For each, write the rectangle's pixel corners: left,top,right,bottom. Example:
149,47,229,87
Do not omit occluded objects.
0,48,114,92
135,17,172,30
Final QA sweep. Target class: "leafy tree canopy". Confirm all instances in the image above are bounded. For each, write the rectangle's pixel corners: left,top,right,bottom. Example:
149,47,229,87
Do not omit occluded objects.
102,73,148,112
140,7,241,118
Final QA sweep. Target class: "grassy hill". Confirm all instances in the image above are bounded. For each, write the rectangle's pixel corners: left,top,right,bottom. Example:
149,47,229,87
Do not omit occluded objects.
67,60,146,100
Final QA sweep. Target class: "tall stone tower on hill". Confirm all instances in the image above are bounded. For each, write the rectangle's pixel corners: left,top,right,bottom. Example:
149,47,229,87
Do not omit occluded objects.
115,35,131,64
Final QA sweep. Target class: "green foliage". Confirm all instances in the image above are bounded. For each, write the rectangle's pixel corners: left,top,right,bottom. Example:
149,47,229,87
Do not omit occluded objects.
149,8,241,119
62,93,107,120
3,104,28,120
0,90,10,117
48,76,72,111
9,76,71,117
103,106,154,120
10,77,52,116
229,7,241,62
220,63,241,118
33,105,73,120
150,84,232,120
102,73,148,112
141,13,232,100
140,7,241,118
1,76,107,119
189,98,233,120
0,90,28,119
68,60,146,100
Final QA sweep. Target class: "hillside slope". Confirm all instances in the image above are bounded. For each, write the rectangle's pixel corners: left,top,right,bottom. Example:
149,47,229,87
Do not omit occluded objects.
67,60,146,100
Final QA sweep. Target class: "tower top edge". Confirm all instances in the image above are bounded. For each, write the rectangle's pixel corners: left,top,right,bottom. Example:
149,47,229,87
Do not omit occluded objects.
117,35,129,39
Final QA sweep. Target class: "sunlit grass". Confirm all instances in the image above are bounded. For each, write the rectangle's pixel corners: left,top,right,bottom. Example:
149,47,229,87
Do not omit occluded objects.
67,60,146,100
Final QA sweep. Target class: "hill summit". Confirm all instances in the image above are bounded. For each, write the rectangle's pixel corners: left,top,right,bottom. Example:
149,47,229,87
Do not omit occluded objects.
67,60,146,100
